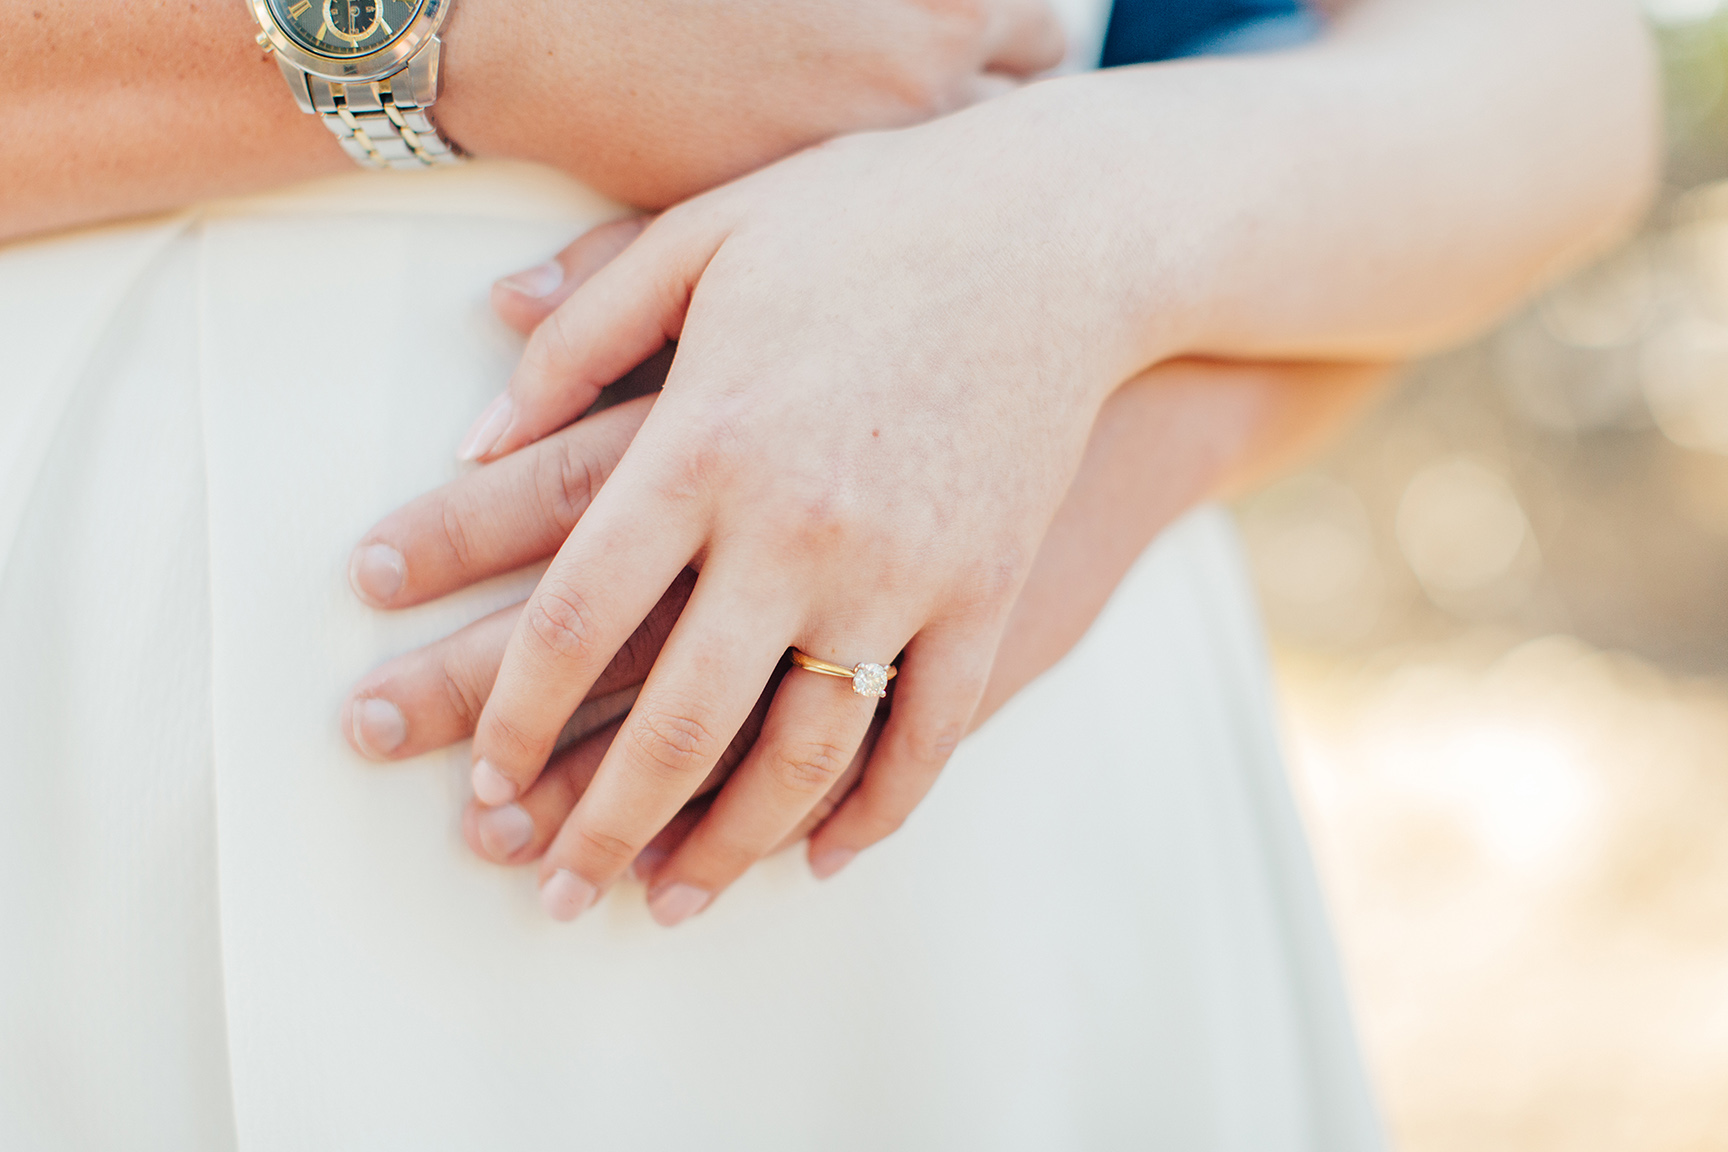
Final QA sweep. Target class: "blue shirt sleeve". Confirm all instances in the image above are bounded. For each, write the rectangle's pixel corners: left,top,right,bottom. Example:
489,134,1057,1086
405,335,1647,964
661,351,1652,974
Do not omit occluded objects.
1099,0,1318,66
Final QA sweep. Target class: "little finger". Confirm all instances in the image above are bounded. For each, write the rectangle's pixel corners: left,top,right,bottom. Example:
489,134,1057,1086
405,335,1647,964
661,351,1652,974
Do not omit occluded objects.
805,623,997,879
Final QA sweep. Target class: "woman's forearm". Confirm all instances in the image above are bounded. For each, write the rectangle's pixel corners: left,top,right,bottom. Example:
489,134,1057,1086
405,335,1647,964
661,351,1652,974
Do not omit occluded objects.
1038,0,1659,368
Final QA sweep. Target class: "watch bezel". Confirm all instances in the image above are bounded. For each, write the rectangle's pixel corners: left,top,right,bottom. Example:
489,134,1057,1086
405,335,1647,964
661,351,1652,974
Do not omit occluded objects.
250,0,451,83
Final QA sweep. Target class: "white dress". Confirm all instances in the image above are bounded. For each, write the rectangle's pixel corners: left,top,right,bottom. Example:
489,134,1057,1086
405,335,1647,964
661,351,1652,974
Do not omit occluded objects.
0,6,1383,1148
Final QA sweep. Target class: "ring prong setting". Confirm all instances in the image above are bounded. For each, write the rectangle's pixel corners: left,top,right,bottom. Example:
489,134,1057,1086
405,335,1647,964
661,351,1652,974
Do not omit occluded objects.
852,663,890,699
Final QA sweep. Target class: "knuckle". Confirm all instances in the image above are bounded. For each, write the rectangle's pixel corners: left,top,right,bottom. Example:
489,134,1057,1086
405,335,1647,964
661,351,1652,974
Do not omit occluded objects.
895,72,950,119
905,719,966,767
653,421,741,507
763,474,863,559
866,3,993,118
856,794,910,843
572,823,639,873
437,650,487,731
482,709,542,761
535,437,607,534
629,707,724,781
524,580,600,663
785,481,848,545
767,738,853,796
539,304,586,379
954,551,1029,615
924,3,992,95
437,499,477,571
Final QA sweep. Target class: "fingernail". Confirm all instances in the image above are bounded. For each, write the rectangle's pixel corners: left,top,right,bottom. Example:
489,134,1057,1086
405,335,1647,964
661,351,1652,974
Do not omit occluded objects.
648,883,712,928
348,543,406,605
497,260,564,299
457,394,514,462
475,803,534,860
471,758,518,806
809,848,856,881
541,868,599,921
629,845,668,883
350,697,407,758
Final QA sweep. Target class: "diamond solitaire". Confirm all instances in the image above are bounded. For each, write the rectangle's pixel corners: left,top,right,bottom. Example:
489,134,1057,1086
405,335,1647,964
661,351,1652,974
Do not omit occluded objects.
788,649,898,696
852,663,891,699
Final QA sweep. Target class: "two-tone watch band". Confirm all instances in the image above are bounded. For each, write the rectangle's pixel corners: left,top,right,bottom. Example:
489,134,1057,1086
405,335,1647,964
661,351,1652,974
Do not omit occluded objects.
271,46,462,169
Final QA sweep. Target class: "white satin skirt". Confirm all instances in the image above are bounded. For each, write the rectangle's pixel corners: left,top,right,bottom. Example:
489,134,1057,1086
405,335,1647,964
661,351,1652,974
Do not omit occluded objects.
0,163,1383,1151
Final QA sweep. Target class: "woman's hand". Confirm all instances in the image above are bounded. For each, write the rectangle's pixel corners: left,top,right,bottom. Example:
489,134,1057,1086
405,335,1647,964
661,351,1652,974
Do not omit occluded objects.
344,348,1384,891
342,389,880,877
343,164,1375,939
454,107,1166,926
345,0,1664,923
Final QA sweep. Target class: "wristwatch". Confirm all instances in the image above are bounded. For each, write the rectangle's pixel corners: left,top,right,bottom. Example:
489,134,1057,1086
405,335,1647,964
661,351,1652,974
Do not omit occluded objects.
249,0,464,169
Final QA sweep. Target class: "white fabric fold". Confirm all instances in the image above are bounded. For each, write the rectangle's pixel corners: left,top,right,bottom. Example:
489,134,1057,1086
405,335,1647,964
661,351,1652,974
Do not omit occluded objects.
0,2,1384,1138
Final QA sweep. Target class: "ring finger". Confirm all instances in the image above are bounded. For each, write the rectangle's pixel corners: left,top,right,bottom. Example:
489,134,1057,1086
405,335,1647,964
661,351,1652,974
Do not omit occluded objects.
642,632,904,926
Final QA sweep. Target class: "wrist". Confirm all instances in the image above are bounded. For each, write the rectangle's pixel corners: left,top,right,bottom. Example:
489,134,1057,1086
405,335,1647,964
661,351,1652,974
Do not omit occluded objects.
429,0,529,162
985,77,1212,395
432,0,729,208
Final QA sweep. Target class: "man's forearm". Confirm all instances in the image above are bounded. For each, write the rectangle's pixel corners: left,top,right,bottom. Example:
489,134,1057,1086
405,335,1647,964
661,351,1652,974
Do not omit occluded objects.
981,358,1385,723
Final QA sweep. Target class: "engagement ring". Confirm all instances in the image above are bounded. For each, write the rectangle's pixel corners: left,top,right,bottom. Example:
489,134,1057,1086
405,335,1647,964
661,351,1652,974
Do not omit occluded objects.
788,649,897,698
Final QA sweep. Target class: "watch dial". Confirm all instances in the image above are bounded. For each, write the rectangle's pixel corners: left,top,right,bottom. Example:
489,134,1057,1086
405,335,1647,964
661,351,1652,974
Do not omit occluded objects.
267,0,424,59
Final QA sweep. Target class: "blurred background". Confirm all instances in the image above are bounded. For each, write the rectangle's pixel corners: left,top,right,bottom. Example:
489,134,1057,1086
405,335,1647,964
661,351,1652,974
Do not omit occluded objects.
1235,4,1728,1148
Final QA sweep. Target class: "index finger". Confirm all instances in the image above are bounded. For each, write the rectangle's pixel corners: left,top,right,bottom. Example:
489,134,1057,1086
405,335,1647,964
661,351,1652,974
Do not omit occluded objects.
349,395,653,610
468,446,706,805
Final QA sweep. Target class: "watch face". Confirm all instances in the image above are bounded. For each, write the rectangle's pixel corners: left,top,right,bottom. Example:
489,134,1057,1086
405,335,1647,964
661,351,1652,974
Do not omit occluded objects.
267,0,424,58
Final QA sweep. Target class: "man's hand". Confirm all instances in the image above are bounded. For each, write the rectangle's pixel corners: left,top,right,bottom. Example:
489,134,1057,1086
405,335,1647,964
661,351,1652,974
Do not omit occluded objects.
440,0,1067,209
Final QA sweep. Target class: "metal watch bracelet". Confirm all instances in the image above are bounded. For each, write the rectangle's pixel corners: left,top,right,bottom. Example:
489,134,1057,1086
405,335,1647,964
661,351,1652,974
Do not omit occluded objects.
270,42,463,169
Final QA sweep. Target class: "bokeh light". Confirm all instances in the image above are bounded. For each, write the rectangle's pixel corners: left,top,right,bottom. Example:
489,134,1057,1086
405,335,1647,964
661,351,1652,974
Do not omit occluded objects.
1234,11,1728,1150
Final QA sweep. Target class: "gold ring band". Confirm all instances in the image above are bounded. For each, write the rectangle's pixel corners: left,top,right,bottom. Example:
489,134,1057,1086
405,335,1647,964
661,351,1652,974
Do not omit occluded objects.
788,649,898,699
